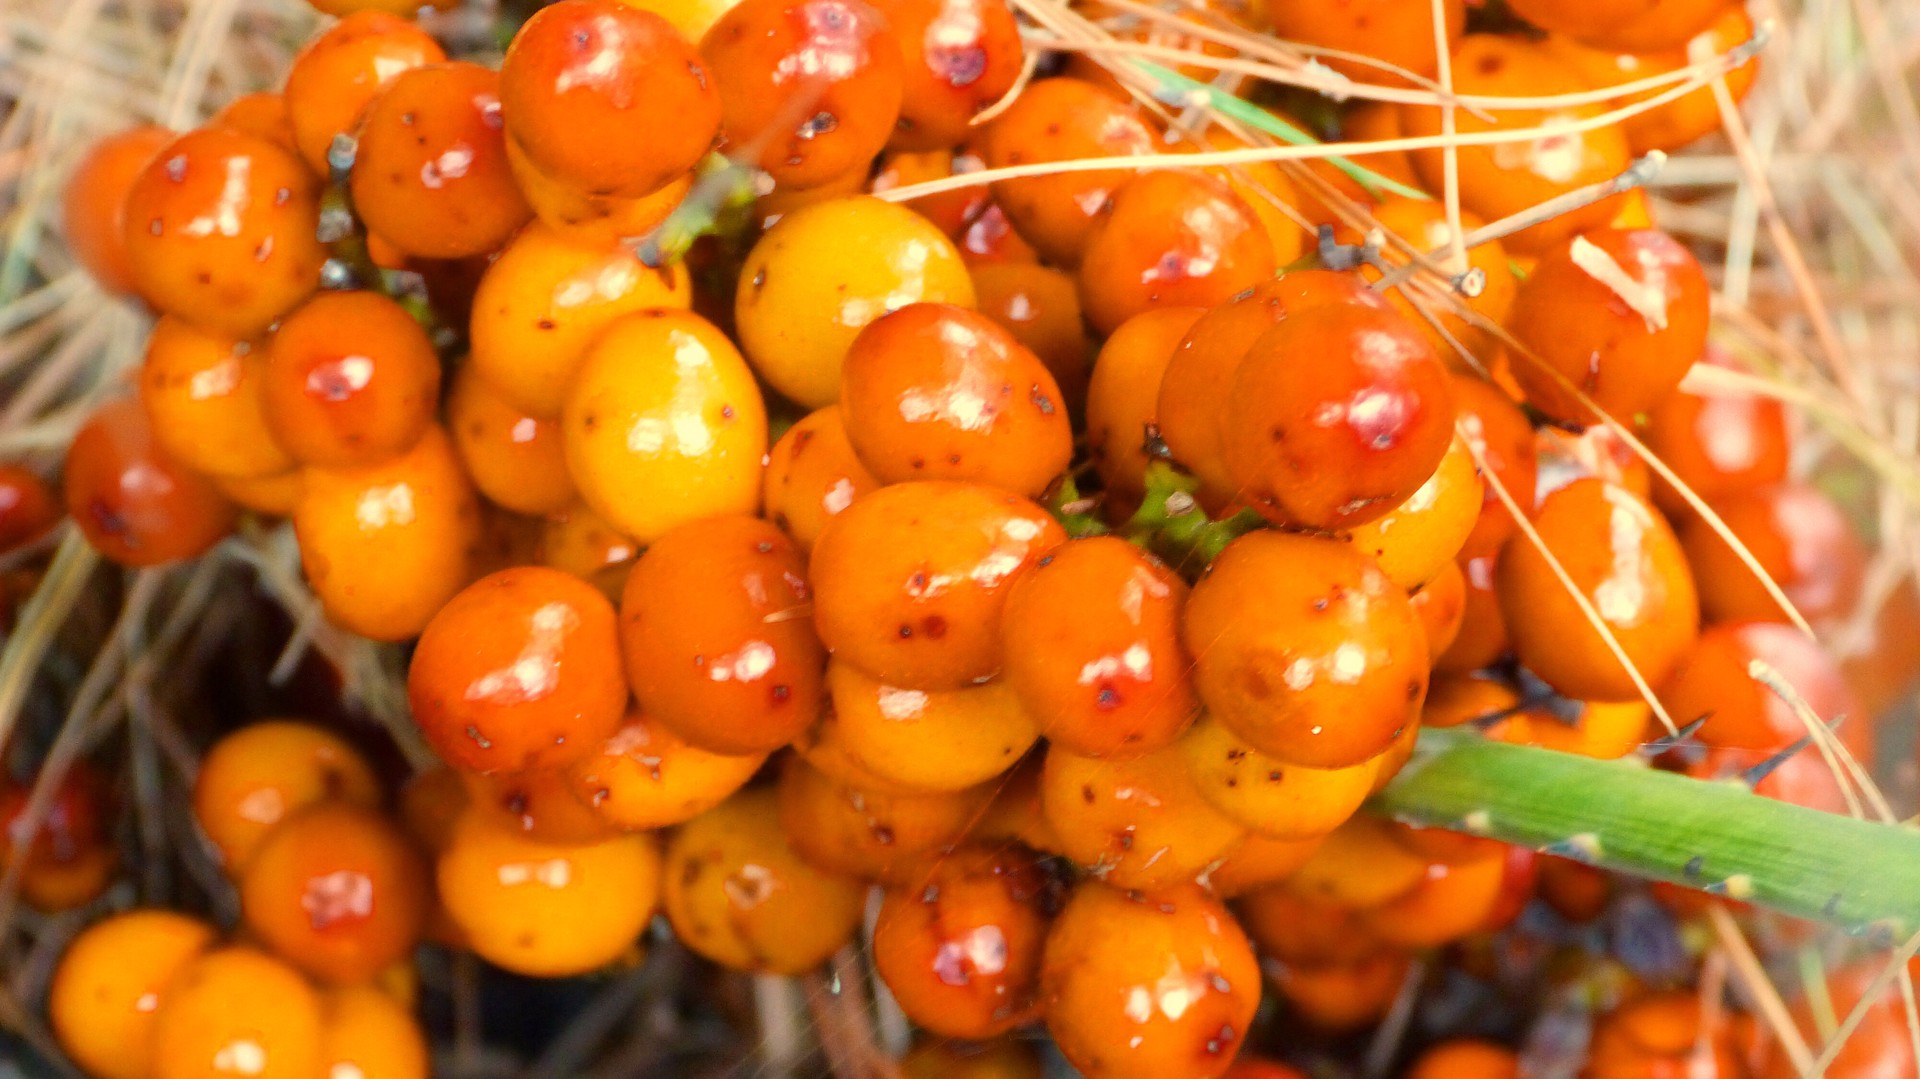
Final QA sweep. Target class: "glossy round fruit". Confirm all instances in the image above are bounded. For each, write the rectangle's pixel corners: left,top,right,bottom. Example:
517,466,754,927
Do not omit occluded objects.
445,365,576,515
66,397,236,566
1344,435,1483,590
1644,346,1789,516
840,302,1073,496
1435,551,1510,673
1159,271,1390,507
1506,228,1711,424
1178,716,1378,840
810,480,1066,689
1077,170,1277,336
436,810,661,977
284,12,446,175
150,946,325,1079
49,910,218,1079
1186,531,1428,769
120,127,324,337
538,500,639,599
1584,991,1746,1079
662,788,867,974
468,222,694,419
1505,0,1732,53
503,139,694,246
211,93,297,151
1499,477,1699,701
979,78,1157,266
460,767,618,845
1412,558,1467,661
239,803,429,985
1000,537,1198,758
264,291,442,468
872,844,1055,1039
870,0,1023,150
563,310,768,544
1399,35,1633,253
827,660,1038,791
62,124,174,299
1364,198,1517,359
318,985,428,1079
139,317,291,480
1086,307,1206,504
409,565,627,773
194,720,383,873
1407,1040,1519,1079
1041,882,1260,1079
700,0,904,188
500,0,719,198
620,514,824,754
1680,482,1867,627
1659,620,1866,754
735,195,975,409
1041,742,1246,890
775,757,990,882
967,262,1092,413
0,466,58,554
1543,7,1760,155
352,62,533,259
566,711,764,832
1265,0,1466,82
293,426,481,640
1450,374,1539,559
1207,831,1325,899
1224,302,1456,530
762,405,882,550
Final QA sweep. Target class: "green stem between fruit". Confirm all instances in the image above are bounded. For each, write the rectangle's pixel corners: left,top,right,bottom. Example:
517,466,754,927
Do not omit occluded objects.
1370,727,1920,941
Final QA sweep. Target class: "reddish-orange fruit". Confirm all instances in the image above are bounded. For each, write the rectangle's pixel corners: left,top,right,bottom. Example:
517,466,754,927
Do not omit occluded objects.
1343,435,1484,590
1411,558,1468,661
435,810,661,977
1659,621,1867,755
1286,815,1429,909
504,139,694,246
212,92,297,152
445,365,576,516
1000,537,1198,758
620,515,825,755
1041,882,1260,1079
565,710,766,832
284,12,447,175
49,910,219,1079
1085,307,1207,504
0,465,59,554
1158,272,1390,508
872,845,1055,1039
1434,551,1510,673
1759,960,1920,1079
1224,303,1457,530
62,125,174,299
775,756,991,883
294,426,480,640
408,566,628,773
1680,482,1868,627
1451,374,1539,560
662,788,868,974
1077,170,1277,336
1207,831,1325,898
1265,0,1466,82
65,397,236,566
825,660,1038,791
1358,850,1509,947
1499,478,1699,701
239,803,429,985
1506,0,1733,53
1585,991,1747,1079
1179,716,1381,840
870,0,1023,150
1043,740,1248,890
119,128,325,337
263,291,441,468
1406,1040,1520,1079
978,78,1157,266
700,0,904,189
194,720,383,874
140,317,292,481
150,946,325,1079
969,262,1092,413
351,62,532,259
1543,7,1760,155
317,985,428,1079
1223,1059,1309,1079
1185,531,1428,769
1644,347,1789,516
458,768,618,845
762,406,883,551
840,303,1073,497
1506,228,1712,425
1399,36,1633,253
810,480,1066,689
1364,199,1518,360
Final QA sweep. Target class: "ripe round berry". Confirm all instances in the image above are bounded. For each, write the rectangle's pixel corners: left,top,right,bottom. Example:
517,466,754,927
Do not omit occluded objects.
61,125,174,299
284,12,446,175
263,291,442,468
50,910,218,1079
563,710,767,831
150,946,325,1079
194,720,382,874
65,397,236,566
977,78,1156,267
1077,170,1277,336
